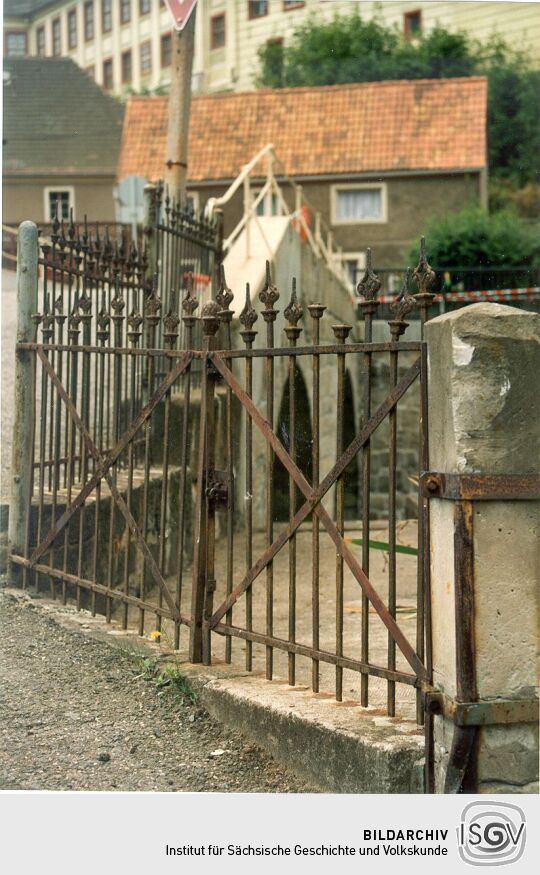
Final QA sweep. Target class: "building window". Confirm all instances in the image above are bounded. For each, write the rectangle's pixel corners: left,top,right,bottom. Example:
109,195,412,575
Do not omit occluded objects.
102,0,112,33
248,1,268,19
140,40,152,75
404,10,422,36
121,49,132,84
120,0,131,24
84,2,94,41
161,32,172,67
339,252,367,289
36,26,46,56
67,9,77,49
283,1,305,9
331,184,387,224
5,32,27,57
139,0,151,15
52,18,62,56
45,188,74,222
103,58,113,90
253,188,281,217
210,14,226,50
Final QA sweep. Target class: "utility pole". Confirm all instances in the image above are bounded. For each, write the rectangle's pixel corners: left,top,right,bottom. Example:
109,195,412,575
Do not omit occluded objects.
164,3,197,203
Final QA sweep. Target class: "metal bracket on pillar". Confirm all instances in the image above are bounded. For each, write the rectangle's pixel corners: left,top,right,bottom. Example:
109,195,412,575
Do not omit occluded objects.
420,472,540,501
425,691,539,727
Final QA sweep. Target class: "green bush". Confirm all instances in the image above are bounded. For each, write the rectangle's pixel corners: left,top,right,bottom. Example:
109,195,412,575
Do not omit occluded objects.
407,208,540,290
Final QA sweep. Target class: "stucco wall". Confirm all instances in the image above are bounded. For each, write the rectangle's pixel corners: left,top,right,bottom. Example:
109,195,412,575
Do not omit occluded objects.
193,170,482,267
3,176,118,225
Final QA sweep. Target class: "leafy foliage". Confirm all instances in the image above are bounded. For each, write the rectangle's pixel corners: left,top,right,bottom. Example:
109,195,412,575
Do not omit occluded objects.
407,207,540,281
257,12,540,187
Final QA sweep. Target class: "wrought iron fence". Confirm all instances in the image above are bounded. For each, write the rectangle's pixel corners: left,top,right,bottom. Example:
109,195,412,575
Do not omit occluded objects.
10,220,436,731
351,264,540,318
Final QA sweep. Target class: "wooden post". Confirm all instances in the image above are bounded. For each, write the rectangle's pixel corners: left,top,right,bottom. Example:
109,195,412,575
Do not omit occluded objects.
143,182,158,282
9,221,38,584
164,9,197,202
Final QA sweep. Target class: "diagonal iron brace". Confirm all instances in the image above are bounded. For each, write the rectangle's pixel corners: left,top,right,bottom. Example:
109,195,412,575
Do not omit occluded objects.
29,347,192,566
28,348,193,622
207,352,427,681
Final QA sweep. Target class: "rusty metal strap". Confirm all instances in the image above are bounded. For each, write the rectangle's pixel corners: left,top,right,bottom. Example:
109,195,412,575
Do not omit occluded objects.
208,352,428,682
421,472,540,501
426,691,539,726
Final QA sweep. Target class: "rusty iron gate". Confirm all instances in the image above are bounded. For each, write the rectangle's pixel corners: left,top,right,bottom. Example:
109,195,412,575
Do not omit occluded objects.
10,213,439,788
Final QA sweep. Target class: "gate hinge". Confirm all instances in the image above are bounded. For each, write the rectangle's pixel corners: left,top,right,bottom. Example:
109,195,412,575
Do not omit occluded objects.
425,691,539,726
205,469,228,508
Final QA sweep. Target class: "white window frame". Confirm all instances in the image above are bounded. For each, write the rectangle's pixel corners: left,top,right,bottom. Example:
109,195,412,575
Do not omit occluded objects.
330,182,387,225
335,251,367,290
251,185,282,217
44,186,75,222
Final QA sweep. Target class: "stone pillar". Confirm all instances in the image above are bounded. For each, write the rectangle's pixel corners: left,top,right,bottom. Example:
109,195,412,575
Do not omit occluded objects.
425,303,539,793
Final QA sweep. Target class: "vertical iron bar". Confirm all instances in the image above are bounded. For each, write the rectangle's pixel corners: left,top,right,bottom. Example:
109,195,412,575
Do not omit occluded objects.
175,277,198,650
284,279,303,686
156,296,180,631
332,323,351,701
92,292,110,615
307,303,325,692
122,303,143,629
239,285,258,671
259,262,279,680
216,266,235,663
357,250,381,707
137,279,161,636
106,276,124,622
387,345,398,716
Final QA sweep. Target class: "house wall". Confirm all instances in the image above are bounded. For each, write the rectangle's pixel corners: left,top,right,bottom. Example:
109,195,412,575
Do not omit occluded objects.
2,175,118,225
190,170,482,267
5,1,538,98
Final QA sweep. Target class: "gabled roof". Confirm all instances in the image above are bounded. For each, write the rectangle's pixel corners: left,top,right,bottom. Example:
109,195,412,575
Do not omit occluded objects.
118,77,487,184
3,58,124,177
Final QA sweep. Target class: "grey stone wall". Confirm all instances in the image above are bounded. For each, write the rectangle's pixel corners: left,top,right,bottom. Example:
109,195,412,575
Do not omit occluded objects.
426,303,539,793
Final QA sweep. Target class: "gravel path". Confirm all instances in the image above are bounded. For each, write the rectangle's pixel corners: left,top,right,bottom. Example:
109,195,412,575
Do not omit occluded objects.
0,590,316,792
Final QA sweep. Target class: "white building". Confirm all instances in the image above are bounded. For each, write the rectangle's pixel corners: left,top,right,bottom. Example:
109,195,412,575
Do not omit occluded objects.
3,1,539,97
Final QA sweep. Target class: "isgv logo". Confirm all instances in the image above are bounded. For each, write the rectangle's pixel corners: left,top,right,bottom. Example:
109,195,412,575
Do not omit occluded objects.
458,801,526,866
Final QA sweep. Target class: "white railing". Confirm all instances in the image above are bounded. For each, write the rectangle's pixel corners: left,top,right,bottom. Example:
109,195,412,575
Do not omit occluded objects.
204,143,350,292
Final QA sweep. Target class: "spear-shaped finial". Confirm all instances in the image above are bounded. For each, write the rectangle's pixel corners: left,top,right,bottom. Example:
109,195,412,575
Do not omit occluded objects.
388,268,415,340
259,260,279,320
216,263,234,321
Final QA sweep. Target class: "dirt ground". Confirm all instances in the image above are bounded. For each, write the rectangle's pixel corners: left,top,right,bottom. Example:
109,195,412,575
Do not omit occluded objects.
0,589,317,792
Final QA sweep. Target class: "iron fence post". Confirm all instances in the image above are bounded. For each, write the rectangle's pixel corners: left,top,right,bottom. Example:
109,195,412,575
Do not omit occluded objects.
189,302,221,664
9,221,39,585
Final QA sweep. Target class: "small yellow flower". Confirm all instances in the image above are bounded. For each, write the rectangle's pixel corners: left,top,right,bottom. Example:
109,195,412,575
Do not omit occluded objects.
150,630,161,640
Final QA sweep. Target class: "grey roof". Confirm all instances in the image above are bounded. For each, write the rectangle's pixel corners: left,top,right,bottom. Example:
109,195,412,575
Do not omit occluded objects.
3,58,125,177
4,1,55,18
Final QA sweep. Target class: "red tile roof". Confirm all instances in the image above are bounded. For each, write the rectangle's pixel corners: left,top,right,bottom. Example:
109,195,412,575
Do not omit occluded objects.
118,78,487,183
